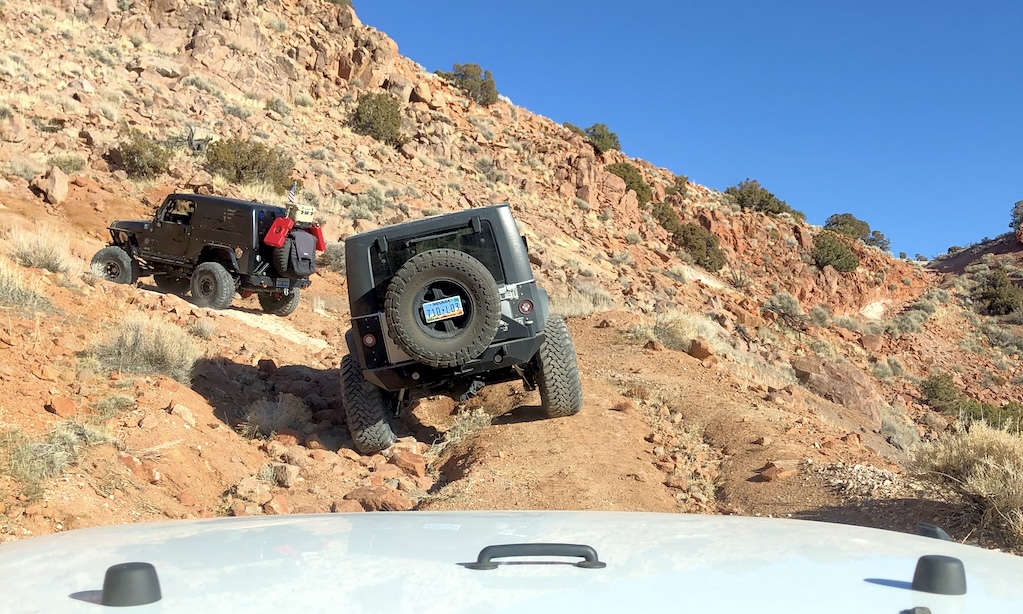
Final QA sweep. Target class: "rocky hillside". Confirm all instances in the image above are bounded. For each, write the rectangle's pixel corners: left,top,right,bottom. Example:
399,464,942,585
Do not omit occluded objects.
2,0,1023,550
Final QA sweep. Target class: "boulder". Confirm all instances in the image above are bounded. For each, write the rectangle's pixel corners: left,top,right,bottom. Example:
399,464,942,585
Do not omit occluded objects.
791,356,886,428
31,167,69,205
344,485,414,511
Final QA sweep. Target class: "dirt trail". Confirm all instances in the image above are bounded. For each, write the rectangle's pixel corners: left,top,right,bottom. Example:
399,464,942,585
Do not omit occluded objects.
418,313,908,524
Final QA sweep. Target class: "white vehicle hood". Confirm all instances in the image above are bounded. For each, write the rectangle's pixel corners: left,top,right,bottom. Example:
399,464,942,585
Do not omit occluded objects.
0,511,1020,613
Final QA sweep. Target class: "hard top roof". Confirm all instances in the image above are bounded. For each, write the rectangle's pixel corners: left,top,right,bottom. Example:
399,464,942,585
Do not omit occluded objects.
164,193,286,213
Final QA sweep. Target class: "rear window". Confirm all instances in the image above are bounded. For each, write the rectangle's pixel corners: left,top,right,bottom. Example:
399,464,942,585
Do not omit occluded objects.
371,221,505,288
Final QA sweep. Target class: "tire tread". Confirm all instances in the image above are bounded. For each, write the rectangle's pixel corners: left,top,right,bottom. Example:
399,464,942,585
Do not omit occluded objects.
341,355,396,454
536,315,583,417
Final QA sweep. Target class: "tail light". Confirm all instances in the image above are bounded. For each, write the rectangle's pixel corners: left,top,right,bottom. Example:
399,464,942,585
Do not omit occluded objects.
363,334,377,347
518,299,534,315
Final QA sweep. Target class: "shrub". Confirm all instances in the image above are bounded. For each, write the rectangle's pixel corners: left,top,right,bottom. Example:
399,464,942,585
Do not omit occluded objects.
673,223,726,272
8,227,74,274
824,213,869,240
90,313,199,383
238,394,312,438
46,153,85,174
724,179,805,221
563,122,586,138
976,268,1023,315
117,129,172,179
318,242,346,273
864,230,891,251
1011,200,1023,234
265,96,291,116
650,202,726,271
436,63,498,106
915,422,1023,548
186,319,216,340
765,292,803,318
809,305,831,327
1,422,115,499
205,138,293,193
349,92,404,147
182,75,220,96
811,232,859,273
606,162,651,207
295,93,314,107
0,257,49,311
224,104,252,120
820,215,888,250
624,231,640,245
666,174,688,199
584,123,620,154
551,282,615,317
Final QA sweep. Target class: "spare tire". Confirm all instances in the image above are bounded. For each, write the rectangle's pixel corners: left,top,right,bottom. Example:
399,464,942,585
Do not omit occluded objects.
384,249,501,368
272,240,291,278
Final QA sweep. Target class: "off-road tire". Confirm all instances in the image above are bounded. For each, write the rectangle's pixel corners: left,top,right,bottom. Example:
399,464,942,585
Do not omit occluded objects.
535,315,583,417
272,241,291,278
383,249,501,368
153,273,190,295
341,354,396,454
90,246,139,284
258,288,301,317
190,262,235,310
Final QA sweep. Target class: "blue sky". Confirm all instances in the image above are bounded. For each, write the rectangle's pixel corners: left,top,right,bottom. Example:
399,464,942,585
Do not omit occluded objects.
355,1,1022,258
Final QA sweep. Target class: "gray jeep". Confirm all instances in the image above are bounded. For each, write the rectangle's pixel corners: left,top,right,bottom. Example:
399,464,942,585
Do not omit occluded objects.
342,203,583,453
90,194,317,316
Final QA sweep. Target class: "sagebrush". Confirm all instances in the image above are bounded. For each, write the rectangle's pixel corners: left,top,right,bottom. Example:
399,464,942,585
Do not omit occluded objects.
90,313,200,382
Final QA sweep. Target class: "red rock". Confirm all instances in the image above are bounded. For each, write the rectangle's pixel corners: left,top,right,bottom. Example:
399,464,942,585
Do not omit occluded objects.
177,490,199,507
344,485,414,511
45,396,77,417
31,365,59,381
859,333,884,353
331,499,364,513
388,451,427,478
263,495,293,515
169,404,196,427
759,460,799,482
688,337,714,360
644,339,664,351
31,166,69,205
273,430,303,446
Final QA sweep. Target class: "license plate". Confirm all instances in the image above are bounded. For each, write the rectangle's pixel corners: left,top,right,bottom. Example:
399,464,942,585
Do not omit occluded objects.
422,296,464,323
275,279,290,288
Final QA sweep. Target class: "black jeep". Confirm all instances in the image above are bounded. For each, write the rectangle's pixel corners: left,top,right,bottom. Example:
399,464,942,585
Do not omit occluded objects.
341,203,583,453
90,193,318,316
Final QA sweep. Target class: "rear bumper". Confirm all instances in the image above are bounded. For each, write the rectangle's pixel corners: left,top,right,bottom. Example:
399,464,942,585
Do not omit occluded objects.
240,275,311,292
359,334,544,392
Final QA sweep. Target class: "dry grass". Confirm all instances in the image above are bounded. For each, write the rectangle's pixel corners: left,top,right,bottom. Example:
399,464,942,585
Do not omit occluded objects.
428,407,492,457
90,313,200,383
186,319,217,340
6,226,77,274
0,256,50,311
642,309,731,355
0,421,116,500
238,394,312,438
915,422,1023,549
551,282,616,317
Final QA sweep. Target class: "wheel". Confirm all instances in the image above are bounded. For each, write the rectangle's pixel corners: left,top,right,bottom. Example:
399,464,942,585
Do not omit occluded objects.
534,315,583,417
383,249,501,368
341,354,396,454
190,262,235,309
272,241,291,277
258,288,301,316
90,246,139,284
153,272,190,295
